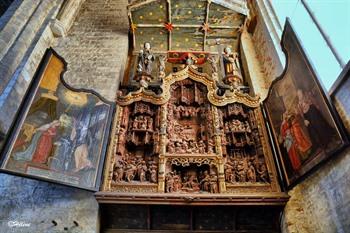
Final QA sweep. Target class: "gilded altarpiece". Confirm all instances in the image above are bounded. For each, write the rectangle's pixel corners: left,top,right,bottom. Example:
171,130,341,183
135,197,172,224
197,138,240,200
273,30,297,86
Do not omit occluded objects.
99,67,283,203
96,0,287,205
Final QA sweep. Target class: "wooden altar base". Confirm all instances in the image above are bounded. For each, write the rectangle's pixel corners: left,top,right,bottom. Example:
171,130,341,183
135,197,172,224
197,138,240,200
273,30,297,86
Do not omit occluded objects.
99,203,287,233
95,192,289,206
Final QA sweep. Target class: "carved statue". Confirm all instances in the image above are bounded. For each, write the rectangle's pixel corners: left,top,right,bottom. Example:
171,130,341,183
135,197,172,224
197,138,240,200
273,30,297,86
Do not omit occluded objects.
165,172,175,193
113,160,125,182
198,140,206,153
247,162,256,182
125,163,136,182
222,47,241,76
222,47,243,87
147,117,153,130
149,161,158,183
257,163,269,183
207,55,219,74
158,55,166,78
137,160,148,182
173,171,182,192
209,172,218,193
137,42,155,75
199,171,210,192
208,139,215,153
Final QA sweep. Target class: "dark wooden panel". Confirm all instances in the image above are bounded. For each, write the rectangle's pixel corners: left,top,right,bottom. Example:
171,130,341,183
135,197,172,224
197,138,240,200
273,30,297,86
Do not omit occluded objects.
193,206,234,231
101,204,149,230
151,206,191,230
101,204,282,233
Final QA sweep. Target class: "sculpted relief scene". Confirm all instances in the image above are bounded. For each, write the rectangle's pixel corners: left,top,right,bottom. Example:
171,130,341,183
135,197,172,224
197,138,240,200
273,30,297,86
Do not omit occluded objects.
100,0,281,196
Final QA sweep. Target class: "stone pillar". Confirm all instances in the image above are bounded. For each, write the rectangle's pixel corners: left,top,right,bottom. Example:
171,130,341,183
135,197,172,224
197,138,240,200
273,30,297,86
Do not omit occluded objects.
51,0,85,37
240,27,269,100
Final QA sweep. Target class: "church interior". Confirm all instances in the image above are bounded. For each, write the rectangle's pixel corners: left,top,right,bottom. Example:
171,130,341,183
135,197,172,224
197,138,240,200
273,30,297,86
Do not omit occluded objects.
0,0,349,232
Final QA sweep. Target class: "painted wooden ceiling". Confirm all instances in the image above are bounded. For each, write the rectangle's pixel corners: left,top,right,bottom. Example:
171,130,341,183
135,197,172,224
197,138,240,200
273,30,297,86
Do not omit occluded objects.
128,0,248,53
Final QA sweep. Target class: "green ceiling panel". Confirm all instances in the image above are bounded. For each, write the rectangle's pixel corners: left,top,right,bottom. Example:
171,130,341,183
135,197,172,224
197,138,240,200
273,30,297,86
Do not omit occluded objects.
131,0,168,25
171,0,207,25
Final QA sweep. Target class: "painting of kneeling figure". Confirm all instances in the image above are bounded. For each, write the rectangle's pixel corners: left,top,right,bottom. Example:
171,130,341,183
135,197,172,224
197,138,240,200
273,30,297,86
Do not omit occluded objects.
0,49,114,190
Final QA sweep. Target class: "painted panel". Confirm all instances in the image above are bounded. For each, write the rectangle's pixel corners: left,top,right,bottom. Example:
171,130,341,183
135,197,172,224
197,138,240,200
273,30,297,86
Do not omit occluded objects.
264,20,347,188
171,0,207,25
0,49,114,191
135,27,168,52
208,3,244,27
131,0,167,25
171,27,204,51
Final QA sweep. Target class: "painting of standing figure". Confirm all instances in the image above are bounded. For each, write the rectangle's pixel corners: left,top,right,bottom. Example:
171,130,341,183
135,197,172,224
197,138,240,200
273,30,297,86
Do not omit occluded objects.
264,20,347,187
0,49,114,190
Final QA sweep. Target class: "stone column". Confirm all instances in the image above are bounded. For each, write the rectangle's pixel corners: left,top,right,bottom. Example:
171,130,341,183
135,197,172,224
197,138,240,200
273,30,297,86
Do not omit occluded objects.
240,27,269,100
51,0,85,37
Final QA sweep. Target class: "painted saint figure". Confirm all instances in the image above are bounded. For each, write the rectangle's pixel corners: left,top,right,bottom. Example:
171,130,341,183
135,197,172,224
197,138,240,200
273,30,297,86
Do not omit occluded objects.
297,89,337,151
13,120,60,164
280,112,301,171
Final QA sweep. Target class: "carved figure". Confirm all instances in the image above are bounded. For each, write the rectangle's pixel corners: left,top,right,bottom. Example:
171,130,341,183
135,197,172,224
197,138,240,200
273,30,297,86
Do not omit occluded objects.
158,55,166,78
113,160,125,182
147,118,153,130
125,163,136,182
149,162,158,183
199,171,210,192
167,141,175,153
222,47,241,76
137,160,148,182
173,171,182,192
236,160,247,182
247,162,256,182
209,173,218,193
165,172,175,193
257,163,268,182
198,140,206,153
208,139,215,153
208,55,219,74
183,175,200,191
137,42,155,75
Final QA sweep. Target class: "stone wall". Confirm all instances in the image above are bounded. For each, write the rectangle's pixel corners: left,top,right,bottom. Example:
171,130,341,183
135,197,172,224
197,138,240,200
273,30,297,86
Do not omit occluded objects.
0,0,63,136
0,0,129,232
281,148,350,233
53,0,129,101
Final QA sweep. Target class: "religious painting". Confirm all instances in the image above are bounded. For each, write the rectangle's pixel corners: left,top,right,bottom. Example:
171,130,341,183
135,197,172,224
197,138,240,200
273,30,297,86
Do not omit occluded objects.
0,49,114,190
264,20,347,187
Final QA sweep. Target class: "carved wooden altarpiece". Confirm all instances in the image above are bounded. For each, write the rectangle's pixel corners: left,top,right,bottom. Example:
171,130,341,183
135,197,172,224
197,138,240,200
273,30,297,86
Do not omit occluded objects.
96,63,288,206
95,0,288,206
